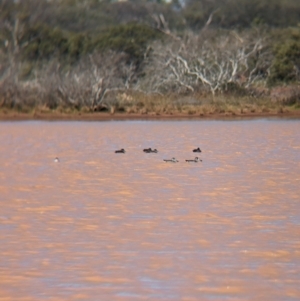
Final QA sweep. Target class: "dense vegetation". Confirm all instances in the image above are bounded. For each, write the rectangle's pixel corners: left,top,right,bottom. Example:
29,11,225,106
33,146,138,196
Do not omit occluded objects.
0,0,300,115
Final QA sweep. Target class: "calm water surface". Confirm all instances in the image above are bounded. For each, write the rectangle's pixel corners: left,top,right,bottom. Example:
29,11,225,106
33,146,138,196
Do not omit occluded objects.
0,119,299,301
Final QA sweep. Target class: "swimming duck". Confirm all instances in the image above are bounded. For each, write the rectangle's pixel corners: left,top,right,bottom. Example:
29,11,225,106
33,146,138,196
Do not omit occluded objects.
193,147,202,153
186,157,202,162
163,157,178,163
115,149,125,153
54,157,60,163
143,148,158,153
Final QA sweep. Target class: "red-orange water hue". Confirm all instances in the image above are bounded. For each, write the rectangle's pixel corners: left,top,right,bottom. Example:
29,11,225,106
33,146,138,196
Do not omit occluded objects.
0,119,300,301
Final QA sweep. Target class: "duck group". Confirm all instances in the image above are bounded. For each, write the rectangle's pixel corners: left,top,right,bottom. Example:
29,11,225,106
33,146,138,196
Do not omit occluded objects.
54,147,202,163
143,148,158,153
114,147,203,163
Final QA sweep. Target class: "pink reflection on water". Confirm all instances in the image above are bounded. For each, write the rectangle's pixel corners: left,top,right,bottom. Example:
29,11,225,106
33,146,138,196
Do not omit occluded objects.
0,119,300,301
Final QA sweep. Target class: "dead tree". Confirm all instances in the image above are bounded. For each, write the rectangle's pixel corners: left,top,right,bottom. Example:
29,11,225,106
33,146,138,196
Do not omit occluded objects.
144,30,270,96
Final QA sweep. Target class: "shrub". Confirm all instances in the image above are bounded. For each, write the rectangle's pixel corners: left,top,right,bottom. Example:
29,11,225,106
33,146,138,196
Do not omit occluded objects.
22,24,68,61
269,28,300,84
91,22,163,63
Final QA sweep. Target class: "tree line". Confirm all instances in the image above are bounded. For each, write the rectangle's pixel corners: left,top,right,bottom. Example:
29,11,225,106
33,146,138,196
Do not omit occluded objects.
0,0,300,112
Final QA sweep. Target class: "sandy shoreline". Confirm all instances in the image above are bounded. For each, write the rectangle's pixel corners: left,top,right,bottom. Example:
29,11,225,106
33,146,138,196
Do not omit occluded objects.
0,111,300,121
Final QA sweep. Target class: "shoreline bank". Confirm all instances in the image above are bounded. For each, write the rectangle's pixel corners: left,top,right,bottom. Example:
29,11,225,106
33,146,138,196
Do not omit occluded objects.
1,111,300,121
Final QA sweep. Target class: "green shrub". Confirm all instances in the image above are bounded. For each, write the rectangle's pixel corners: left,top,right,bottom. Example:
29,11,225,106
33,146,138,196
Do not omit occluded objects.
19,21,162,66
22,24,68,61
269,28,300,84
67,33,90,62
91,22,163,62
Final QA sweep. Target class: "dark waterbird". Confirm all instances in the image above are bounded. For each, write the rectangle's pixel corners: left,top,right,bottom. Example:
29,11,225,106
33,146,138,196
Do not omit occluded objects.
193,147,202,153
115,149,125,153
143,148,158,153
186,157,202,162
163,158,178,163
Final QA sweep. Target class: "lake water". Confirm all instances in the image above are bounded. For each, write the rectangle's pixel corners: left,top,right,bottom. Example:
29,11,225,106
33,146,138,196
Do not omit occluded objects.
0,118,299,301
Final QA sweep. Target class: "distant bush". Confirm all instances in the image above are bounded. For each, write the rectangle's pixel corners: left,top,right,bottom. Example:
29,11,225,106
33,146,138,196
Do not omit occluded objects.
91,22,163,63
269,28,300,84
20,24,90,64
22,24,68,60
13,21,162,69
183,0,300,29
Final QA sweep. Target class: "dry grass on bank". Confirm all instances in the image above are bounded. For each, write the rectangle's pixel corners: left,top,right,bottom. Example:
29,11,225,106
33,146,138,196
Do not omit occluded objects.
99,88,300,116
0,88,299,120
